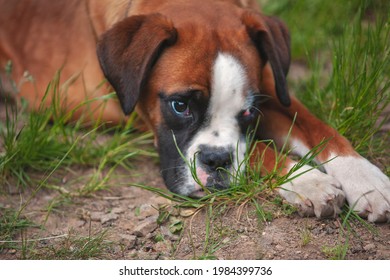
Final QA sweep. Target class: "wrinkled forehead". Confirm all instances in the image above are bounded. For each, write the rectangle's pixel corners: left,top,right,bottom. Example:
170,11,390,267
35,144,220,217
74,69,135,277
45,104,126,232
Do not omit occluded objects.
152,50,258,103
148,19,262,96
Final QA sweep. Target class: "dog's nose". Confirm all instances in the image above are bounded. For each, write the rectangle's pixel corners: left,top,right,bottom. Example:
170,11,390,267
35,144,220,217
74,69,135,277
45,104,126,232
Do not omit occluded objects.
198,146,233,171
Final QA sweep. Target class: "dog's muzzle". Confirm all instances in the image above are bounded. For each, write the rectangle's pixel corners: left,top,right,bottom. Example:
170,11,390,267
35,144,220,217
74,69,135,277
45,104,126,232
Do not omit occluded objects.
186,144,244,198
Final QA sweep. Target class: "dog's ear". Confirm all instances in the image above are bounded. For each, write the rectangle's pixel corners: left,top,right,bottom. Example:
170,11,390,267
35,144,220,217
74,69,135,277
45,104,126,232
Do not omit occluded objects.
97,14,177,115
242,12,291,107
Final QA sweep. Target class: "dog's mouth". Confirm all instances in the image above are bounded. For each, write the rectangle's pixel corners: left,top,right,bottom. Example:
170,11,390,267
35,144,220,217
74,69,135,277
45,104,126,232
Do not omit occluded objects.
187,166,232,198
159,134,247,197
188,189,207,198
188,183,228,198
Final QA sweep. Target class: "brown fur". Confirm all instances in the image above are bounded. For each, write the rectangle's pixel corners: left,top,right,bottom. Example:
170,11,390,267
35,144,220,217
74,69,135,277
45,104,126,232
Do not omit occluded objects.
0,0,358,177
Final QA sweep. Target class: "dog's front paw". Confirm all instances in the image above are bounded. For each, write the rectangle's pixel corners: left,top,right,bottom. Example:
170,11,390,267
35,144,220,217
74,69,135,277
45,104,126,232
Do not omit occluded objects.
325,155,390,223
279,166,345,218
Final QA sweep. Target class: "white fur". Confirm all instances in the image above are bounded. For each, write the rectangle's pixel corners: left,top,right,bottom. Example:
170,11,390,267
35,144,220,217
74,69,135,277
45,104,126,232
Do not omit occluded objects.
184,52,250,187
279,163,345,217
279,138,390,222
290,138,311,158
324,154,390,222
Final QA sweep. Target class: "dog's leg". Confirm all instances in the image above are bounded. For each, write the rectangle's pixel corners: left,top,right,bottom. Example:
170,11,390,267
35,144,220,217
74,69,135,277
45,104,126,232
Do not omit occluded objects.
256,96,390,222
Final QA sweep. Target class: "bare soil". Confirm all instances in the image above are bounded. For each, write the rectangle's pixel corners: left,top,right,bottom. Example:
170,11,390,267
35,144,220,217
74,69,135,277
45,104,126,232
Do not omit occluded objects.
1,153,390,260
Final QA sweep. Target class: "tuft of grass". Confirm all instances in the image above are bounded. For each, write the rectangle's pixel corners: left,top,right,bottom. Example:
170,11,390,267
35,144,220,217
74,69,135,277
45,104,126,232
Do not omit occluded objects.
23,229,112,260
134,129,323,259
192,202,237,260
300,18,389,149
300,226,312,247
0,207,39,252
322,243,349,260
0,69,155,191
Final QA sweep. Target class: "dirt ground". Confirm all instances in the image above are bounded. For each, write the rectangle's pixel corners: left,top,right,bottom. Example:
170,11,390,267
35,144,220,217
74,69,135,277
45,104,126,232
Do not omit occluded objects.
1,142,390,260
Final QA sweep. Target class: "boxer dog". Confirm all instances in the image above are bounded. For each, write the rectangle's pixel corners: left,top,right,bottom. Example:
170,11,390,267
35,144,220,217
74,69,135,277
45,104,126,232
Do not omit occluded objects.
1,0,389,222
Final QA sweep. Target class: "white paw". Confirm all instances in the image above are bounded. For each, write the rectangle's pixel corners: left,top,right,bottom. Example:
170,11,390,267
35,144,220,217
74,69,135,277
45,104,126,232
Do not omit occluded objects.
325,155,390,223
279,165,345,218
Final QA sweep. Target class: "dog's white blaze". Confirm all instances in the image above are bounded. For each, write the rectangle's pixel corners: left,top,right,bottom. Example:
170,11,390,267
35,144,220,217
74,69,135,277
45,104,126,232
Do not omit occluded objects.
185,53,249,189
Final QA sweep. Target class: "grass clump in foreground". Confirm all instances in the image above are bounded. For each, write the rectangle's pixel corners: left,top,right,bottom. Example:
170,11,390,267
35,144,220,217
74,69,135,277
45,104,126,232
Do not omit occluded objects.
0,68,155,193
30,229,112,260
0,207,39,253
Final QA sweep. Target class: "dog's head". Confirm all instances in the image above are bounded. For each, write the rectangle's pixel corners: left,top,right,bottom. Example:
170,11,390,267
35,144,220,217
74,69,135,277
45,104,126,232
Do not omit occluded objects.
97,4,290,197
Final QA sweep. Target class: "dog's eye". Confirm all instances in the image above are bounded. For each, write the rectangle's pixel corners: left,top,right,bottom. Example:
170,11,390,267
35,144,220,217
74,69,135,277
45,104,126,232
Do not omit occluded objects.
171,100,191,117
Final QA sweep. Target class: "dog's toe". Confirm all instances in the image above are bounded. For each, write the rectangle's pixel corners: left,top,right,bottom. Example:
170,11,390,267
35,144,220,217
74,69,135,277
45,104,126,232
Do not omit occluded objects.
366,204,390,223
279,166,345,218
314,192,345,218
325,155,390,223
367,211,388,223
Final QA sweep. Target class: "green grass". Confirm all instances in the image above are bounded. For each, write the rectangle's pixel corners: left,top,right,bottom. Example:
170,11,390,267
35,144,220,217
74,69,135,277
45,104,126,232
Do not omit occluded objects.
260,0,390,59
32,229,112,260
8,228,111,260
0,69,155,192
296,15,390,159
0,207,39,252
